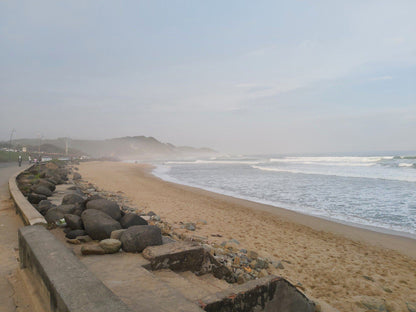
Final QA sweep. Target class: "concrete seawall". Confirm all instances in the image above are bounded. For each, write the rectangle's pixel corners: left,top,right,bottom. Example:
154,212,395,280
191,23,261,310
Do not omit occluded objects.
8,166,134,312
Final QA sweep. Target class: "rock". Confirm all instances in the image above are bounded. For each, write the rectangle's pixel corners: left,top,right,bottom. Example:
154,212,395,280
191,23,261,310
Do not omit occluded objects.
32,185,53,197
120,225,162,253
37,179,56,192
57,204,76,215
272,261,285,269
77,235,92,243
258,269,268,278
27,193,47,204
147,211,156,216
64,214,83,230
362,275,375,282
360,297,390,312
65,229,87,239
119,213,148,228
66,238,81,245
99,239,121,254
184,223,196,231
247,250,258,259
62,193,84,205
254,258,269,270
81,209,122,240
37,200,53,215
86,199,121,220
197,219,207,225
45,207,65,223
407,302,416,312
81,245,105,255
73,172,82,180
110,229,126,240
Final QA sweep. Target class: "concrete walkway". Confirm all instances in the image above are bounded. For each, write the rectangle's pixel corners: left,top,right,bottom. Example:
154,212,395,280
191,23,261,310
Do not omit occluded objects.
0,163,30,312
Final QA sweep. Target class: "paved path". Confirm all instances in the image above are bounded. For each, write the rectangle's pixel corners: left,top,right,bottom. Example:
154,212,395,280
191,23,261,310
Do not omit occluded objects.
0,163,29,312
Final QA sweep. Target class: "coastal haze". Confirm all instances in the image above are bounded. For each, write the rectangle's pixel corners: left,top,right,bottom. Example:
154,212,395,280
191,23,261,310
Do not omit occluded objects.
1,1,416,155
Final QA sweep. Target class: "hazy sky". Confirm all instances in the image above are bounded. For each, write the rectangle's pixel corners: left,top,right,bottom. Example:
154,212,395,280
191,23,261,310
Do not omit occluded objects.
1,1,415,154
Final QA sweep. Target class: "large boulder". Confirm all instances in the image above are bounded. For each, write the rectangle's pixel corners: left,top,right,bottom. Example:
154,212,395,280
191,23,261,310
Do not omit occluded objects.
62,194,84,205
119,213,148,229
32,185,53,197
120,225,162,253
86,199,121,220
64,214,84,230
81,209,122,240
27,193,47,204
45,207,65,223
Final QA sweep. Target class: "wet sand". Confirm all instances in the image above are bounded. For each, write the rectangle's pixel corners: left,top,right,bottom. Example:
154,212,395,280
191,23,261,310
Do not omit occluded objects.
78,161,416,311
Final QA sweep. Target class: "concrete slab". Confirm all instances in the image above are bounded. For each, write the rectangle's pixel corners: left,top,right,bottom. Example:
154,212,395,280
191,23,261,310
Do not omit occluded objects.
19,225,133,312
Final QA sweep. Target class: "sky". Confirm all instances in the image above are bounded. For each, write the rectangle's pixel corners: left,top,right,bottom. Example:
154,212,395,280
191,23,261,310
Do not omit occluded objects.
1,1,415,155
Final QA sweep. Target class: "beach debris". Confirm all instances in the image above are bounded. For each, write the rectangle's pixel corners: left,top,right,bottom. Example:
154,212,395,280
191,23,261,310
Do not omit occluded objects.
99,238,122,254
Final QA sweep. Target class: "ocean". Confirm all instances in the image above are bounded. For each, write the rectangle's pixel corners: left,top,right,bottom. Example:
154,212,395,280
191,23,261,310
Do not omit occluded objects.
151,154,416,238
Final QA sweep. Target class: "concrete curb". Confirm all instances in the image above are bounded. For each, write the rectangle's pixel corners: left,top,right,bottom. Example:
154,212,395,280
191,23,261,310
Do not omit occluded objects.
8,165,47,226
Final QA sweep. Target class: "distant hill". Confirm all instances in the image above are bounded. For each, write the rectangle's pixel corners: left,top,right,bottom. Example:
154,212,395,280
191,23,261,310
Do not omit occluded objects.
8,136,217,160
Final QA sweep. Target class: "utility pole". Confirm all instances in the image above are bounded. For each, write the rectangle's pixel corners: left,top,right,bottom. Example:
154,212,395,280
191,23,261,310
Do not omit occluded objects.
8,129,16,162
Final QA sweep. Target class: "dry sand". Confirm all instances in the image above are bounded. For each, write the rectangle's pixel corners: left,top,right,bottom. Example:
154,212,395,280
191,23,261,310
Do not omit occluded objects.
78,161,416,311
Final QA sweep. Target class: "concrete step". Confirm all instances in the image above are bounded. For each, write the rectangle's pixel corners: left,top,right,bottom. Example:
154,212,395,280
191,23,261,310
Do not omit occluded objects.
178,271,229,294
153,269,230,302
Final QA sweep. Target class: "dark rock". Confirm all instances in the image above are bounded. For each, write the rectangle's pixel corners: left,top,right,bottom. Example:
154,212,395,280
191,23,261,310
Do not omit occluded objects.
27,193,47,205
37,200,53,215
62,193,84,205
64,214,84,230
86,199,121,220
32,185,53,197
73,172,82,180
147,211,156,216
65,229,87,239
72,208,83,216
120,225,162,253
119,213,148,228
57,204,76,215
45,207,65,223
81,209,122,240
37,179,56,192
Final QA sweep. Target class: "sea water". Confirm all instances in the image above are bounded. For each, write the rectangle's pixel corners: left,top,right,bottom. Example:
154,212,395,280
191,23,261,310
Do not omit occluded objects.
152,155,416,237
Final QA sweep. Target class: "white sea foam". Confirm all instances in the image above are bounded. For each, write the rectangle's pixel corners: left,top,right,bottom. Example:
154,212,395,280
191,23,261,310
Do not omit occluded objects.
165,159,260,165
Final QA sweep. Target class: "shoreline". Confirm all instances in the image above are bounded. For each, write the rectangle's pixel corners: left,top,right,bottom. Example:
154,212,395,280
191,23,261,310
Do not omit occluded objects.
78,161,416,311
150,165,416,259
152,165,416,244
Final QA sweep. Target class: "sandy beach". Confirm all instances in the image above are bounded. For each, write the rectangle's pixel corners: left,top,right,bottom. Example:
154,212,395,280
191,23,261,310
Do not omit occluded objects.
78,161,416,311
